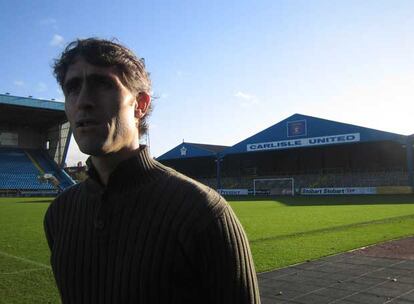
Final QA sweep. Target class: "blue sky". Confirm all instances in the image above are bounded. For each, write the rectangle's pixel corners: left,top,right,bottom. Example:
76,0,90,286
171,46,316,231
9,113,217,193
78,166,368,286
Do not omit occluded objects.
1,0,413,165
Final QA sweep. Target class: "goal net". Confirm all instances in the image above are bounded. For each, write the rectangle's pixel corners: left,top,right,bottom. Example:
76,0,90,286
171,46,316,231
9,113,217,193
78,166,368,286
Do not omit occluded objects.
253,178,295,196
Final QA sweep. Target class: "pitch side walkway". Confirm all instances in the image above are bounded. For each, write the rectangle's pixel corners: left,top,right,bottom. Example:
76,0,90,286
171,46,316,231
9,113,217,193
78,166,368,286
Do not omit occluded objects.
258,237,414,304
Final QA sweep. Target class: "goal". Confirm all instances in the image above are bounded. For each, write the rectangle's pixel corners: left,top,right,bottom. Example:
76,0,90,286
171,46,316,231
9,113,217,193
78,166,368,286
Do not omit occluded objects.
253,178,295,196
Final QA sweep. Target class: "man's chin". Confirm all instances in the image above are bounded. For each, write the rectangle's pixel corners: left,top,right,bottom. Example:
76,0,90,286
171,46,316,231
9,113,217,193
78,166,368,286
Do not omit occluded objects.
78,145,107,157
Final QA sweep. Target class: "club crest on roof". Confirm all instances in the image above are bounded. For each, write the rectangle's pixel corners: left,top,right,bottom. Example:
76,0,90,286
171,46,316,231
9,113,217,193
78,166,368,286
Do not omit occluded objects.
180,146,187,156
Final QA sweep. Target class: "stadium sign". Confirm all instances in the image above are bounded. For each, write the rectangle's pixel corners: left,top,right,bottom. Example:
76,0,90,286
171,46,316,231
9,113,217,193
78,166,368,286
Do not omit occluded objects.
247,133,360,152
217,189,249,195
287,120,307,137
301,187,377,195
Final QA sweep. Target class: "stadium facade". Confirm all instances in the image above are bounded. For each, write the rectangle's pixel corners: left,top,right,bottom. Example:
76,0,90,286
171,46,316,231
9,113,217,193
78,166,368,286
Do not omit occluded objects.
0,93,75,196
157,114,414,195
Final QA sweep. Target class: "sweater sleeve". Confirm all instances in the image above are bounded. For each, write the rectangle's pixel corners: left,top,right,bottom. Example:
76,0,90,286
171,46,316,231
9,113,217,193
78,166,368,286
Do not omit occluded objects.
194,205,261,304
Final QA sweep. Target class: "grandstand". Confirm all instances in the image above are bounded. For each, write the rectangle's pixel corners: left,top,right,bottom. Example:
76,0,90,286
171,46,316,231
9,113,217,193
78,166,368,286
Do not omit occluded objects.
0,94,75,196
157,114,414,195
158,142,229,184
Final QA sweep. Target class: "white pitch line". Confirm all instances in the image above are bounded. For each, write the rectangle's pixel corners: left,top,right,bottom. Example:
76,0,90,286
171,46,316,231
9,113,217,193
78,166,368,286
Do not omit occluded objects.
0,250,51,269
383,288,414,304
0,267,46,275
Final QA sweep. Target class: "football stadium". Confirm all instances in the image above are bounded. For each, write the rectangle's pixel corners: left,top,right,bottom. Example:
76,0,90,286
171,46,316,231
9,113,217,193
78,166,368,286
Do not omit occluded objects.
157,113,414,196
0,94,414,302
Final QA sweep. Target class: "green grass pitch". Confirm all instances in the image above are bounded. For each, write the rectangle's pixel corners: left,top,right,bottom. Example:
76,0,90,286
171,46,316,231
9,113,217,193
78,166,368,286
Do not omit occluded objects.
0,195,413,303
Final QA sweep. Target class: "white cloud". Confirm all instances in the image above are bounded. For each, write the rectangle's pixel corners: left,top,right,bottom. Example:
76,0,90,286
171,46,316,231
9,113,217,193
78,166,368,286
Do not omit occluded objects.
13,80,24,86
50,34,65,47
37,82,47,92
40,18,57,25
235,91,254,100
40,18,58,30
176,70,190,77
234,91,260,108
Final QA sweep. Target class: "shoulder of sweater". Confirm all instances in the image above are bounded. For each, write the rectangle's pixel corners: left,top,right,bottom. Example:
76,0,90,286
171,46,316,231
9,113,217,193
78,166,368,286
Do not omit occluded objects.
159,167,231,228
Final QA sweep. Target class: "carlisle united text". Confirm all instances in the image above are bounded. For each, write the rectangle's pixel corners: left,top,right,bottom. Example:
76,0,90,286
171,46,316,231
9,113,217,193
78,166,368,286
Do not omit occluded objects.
247,133,360,152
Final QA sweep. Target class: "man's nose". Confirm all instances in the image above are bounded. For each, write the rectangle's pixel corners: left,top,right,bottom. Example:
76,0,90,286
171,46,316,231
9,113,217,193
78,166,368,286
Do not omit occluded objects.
76,83,94,110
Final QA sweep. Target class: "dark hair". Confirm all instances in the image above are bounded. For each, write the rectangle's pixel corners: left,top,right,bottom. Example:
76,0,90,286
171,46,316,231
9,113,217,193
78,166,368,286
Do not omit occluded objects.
53,38,152,135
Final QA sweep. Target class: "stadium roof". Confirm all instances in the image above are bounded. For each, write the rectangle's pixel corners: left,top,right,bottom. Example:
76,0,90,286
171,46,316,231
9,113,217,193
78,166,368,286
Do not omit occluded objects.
158,114,410,161
0,93,64,111
187,142,229,153
157,142,229,160
0,94,67,128
224,113,408,155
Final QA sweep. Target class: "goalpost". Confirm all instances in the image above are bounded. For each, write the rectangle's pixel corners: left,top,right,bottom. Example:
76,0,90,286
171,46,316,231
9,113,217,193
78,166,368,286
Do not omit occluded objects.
253,178,295,196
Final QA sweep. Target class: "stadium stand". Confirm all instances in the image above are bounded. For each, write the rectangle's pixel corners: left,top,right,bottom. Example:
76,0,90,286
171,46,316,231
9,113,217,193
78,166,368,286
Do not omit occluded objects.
29,149,74,189
0,94,75,196
158,114,414,195
0,147,74,195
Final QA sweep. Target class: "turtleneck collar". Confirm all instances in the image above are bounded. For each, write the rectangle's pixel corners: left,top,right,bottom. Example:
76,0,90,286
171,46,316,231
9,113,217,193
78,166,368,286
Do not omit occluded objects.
85,145,167,193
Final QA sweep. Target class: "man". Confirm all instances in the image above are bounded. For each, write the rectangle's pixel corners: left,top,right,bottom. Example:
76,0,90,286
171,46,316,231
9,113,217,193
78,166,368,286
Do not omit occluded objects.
44,38,260,303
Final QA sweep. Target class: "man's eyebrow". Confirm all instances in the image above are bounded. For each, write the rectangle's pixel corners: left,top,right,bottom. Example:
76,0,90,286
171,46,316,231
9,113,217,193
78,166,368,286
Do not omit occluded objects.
64,73,116,87
88,74,117,83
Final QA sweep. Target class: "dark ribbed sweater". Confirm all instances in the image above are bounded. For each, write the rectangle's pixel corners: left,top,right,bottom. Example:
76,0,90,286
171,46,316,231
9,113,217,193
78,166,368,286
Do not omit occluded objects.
44,147,260,303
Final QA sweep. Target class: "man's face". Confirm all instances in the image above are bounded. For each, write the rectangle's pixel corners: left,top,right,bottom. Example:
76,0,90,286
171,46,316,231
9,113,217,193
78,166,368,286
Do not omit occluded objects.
63,57,140,156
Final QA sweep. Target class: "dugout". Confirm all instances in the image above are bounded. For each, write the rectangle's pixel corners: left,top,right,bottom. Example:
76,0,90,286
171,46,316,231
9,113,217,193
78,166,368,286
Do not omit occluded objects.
158,114,413,193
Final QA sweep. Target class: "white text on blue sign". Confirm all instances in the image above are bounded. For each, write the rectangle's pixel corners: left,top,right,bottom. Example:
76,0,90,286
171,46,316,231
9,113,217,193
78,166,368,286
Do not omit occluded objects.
246,133,360,152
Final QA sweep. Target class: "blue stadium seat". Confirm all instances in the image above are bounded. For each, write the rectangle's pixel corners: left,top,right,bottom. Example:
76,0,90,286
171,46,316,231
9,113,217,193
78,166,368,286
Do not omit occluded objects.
0,147,75,191
29,149,75,189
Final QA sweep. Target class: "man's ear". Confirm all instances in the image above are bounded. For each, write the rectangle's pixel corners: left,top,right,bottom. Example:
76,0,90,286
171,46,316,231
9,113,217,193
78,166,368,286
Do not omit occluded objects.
135,92,151,119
